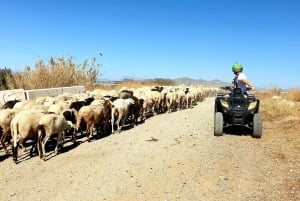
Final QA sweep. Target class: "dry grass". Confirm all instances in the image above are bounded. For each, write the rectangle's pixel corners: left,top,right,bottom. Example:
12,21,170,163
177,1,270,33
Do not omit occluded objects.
5,56,99,90
285,89,300,102
257,88,300,198
257,88,300,124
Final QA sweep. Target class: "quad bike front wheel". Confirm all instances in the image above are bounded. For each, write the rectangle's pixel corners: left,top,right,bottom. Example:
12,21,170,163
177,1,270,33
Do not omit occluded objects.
252,113,262,138
214,112,223,136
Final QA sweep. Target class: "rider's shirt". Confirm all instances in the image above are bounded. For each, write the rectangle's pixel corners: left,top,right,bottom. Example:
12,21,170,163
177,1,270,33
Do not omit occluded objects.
234,72,247,93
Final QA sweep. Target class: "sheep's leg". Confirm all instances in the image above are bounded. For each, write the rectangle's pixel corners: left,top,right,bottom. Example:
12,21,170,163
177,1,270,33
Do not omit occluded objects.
120,112,128,133
29,138,38,157
111,113,115,133
62,130,66,143
55,133,63,154
42,136,50,160
86,125,91,142
116,116,122,133
12,139,19,163
103,119,108,134
37,135,43,159
0,131,10,154
70,127,77,144
90,123,95,137
18,138,26,151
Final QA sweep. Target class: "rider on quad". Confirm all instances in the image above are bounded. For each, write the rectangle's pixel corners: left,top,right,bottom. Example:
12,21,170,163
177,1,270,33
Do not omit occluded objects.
231,62,255,96
214,62,262,138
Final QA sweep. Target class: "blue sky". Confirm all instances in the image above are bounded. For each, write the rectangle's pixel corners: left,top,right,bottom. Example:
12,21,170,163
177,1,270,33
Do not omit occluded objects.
1,0,299,89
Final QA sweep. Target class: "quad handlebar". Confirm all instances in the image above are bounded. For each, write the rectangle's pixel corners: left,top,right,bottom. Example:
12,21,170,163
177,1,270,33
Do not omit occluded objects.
221,86,253,91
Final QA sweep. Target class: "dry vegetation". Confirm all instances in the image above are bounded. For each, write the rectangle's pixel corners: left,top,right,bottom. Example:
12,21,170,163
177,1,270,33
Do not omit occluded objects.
255,88,300,197
257,88,300,125
5,56,99,90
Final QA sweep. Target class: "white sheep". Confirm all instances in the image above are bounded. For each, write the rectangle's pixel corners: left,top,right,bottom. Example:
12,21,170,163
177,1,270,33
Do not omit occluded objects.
47,103,69,115
165,91,178,113
13,100,49,113
10,110,44,163
0,108,20,153
37,113,73,160
111,98,135,133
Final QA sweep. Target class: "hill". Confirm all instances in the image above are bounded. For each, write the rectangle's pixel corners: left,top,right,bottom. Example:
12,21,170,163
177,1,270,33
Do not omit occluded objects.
99,77,230,88
171,77,230,87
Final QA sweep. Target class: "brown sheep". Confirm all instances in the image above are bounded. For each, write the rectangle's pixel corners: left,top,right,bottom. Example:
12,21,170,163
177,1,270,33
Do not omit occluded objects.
76,99,111,141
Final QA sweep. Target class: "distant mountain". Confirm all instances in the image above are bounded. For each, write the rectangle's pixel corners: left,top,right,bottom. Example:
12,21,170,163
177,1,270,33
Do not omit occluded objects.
172,77,230,87
98,77,230,88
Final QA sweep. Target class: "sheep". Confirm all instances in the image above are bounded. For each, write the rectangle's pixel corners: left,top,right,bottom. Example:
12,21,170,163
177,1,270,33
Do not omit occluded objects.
119,89,133,99
151,86,164,92
127,96,144,127
165,91,178,113
89,89,106,100
69,97,94,111
194,88,204,102
90,99,105,106
48,103,69,115
0,108,20,153
134,91,154,119
148,90,164,114
62,109,78,143
13,100,49,113
111,98,135,133
176,88,187,110
37,113,73,160
184,89,196,109
10,110,43,163
1,99,21,109
35,96,56,106
13,100,36,110
56,92,74,103
76,99,111,141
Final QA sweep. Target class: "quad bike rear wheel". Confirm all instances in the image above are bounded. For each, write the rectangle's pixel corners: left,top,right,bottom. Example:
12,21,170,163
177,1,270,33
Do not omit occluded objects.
214,112,223,136
252,113,262,138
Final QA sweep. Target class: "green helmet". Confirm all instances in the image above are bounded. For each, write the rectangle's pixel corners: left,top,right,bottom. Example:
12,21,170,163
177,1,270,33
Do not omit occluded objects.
232,62,243,73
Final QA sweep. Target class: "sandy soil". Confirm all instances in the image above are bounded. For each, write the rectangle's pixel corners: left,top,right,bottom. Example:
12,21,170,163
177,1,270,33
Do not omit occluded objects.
0,97,299,201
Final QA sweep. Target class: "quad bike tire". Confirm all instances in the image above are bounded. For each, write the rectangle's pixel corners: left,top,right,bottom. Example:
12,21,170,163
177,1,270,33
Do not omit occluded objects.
252,113,262,138
214,112,223,136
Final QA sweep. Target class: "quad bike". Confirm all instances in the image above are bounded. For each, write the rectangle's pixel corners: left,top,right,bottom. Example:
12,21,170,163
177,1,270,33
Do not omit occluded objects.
214,86,262,138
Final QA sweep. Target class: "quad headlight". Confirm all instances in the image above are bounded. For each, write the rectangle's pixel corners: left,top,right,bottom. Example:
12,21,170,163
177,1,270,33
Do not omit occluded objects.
248,101,257,110
220,99,229,108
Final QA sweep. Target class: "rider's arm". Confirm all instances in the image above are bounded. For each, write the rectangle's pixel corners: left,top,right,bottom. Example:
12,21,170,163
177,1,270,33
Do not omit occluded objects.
240,78,254,88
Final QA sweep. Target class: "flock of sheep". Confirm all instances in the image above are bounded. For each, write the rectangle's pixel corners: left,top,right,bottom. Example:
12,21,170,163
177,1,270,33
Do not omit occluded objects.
0,85,218,164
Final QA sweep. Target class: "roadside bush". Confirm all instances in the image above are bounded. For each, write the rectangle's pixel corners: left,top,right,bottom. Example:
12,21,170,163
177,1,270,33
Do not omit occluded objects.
257,88,300,124
5,56,100,90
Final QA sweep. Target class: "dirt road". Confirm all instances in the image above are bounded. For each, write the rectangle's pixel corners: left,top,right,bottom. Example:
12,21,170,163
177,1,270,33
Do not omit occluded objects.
0,97,299,201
